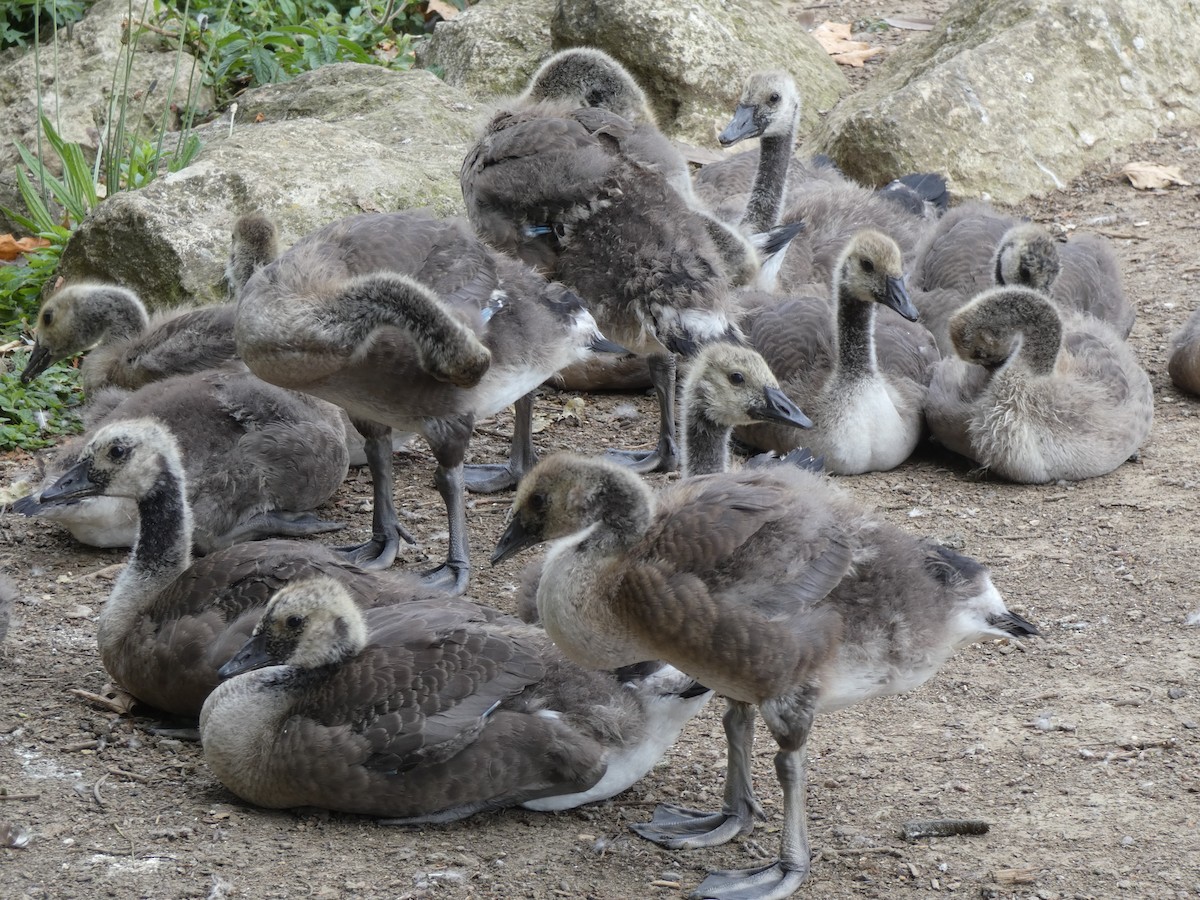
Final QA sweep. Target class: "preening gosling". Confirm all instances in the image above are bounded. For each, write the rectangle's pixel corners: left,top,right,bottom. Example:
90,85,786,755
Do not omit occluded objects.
462,93,745,474
201,576,711,821
235,210,622,592
926,286,1152,482
493,453,1037,900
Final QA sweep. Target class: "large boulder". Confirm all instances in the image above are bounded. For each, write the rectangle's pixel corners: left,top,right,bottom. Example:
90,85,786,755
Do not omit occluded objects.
57,65,480,309
426,0,849,146
810,0,1200,203
422,0,556,99
553,0,848,144
0,0,212,232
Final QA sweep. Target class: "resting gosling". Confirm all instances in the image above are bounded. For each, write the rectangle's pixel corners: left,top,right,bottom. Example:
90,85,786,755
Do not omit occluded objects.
12,368,348,551
36,418,438,717
1169,306,1200,396
738,230,936,474
201,576,711,821
925,286,1152,482
493,453,1037,900
21,283,238,393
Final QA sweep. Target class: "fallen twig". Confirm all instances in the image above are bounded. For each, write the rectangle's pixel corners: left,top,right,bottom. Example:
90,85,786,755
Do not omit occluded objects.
900,819,989,841
107,767,149,784
92,773,110,809
0,793,40,802
63,739,100,752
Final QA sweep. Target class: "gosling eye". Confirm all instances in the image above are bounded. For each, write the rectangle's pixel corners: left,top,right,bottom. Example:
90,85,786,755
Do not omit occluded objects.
107,444,128,461
528,492,547,513
727,371,745,386
860,258,875,274
42,310,54,326
285,614,304,630
768,92,781,104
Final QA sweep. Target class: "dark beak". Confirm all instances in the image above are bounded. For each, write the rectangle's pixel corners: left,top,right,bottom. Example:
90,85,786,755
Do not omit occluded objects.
589,333,629,355
37,458,101,503
491,516,541,566
217,631,273,679
718,104,759,147
884,275,920,322
20,342,53,383
751,385,813,430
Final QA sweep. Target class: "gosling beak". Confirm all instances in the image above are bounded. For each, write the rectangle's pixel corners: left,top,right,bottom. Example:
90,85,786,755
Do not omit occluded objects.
884,275,920,322
589,333,629,355
718,104,759,147
491,516,541,566
37,458,101,503
751,385,813,429
217,631,273,680
20,342,53,383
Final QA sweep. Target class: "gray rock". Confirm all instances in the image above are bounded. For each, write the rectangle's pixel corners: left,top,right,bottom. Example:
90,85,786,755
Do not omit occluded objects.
0,0,211,232
423,0,556,99
552,0,849,145
58,65,481,308
809,0,1200,203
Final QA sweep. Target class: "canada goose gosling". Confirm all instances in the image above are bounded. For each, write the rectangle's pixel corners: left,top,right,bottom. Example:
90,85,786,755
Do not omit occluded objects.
21,283,149,383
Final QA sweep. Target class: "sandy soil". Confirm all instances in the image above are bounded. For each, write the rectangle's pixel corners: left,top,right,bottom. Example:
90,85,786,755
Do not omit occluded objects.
2,2,1199,898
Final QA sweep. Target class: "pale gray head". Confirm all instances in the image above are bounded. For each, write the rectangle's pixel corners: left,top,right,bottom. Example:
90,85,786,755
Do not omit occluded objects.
491,453,653,565
682,342,811,430
834,230,919,321
993,224,1061,293
948,286,1062,373
719,71,800,147
218,577,368,679
21,283,148,382
227,213,280,296
37,419,184,504
522,47,654,124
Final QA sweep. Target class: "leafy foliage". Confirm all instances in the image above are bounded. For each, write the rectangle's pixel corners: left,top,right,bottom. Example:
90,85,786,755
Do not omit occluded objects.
0,351,83,452
168,0,441,103
0,0,87,49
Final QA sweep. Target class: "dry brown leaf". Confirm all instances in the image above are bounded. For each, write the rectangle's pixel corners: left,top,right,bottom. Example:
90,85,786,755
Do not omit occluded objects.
1122,161,1192,190
832,47,884,67
0,234,51,261
812,21,884,67
426,0,460,20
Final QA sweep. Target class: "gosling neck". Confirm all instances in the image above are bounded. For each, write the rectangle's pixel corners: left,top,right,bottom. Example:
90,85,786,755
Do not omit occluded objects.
681,401,730,477
832,286,878,383
582,467,655,553
98,462,194,660
980,291,1063,377
741,117,798,234
83,288,150,347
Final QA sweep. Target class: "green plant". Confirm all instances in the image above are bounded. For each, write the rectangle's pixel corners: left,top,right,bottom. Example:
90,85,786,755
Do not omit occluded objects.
0,350,83,451
168,0,428,104
0,0,86,50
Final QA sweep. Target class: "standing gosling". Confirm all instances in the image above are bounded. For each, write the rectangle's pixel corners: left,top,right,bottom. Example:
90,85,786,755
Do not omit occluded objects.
493,453,1037,900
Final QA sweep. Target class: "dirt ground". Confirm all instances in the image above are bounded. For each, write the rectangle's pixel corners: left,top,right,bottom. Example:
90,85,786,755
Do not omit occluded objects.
2,2,1199,898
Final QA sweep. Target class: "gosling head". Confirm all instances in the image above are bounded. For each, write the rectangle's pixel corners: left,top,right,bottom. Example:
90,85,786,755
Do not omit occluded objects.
37,419,183,504
21,284,148,383
522,47,654,124
227,213,280,296
719,71,800,147
834,230,919,321
218,577,368,679
948,286,1062,373
993,224,1061,293
491,453,652,565
682,342,811,430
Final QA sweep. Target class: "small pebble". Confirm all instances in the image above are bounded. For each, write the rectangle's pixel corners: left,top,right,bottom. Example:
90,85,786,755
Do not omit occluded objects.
1167,687,1186,700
